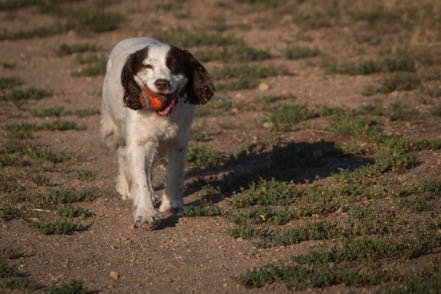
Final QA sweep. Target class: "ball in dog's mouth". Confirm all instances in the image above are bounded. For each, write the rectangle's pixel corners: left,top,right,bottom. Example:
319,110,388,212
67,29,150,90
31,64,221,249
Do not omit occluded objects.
140,87,177,116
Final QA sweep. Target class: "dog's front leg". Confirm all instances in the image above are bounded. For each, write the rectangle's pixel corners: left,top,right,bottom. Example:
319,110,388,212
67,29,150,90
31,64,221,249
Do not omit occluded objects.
128,141,158,229
159,141,187,213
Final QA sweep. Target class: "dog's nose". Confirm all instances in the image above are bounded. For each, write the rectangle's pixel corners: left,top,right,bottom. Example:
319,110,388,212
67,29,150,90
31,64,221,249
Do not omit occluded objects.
154,79,171,92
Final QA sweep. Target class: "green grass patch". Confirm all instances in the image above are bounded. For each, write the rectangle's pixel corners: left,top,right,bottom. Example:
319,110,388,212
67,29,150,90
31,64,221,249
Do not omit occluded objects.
3,140,73,163
388,102,419,121
212,64,290,80
227,206,293,225
0,77,23,90
73,169,97,180
0,202,24,221
260,93,297,103
270,104,319,131
294,234,440,265
58,206,94,218
0,247,25,259
32,106,100,117
38,188,102,205
384,55,415,72
327,60,382,75
67,11,124,34
217,79,259,91
1,278,41,291
55,43,99,56
39,120,84,131
33,219,83,235
284,46,320,60
187,145,224,166
0,23,68,40
232,179,301,207
196,45,271,62
47,280,88,294
431,105,441,117
0,262,18,278
153,29,240,47
181,204,221,217
73,54,106,76
0,88,52,104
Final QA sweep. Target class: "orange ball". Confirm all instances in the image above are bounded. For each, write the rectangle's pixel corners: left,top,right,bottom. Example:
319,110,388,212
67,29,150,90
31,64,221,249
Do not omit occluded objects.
140,87,165,111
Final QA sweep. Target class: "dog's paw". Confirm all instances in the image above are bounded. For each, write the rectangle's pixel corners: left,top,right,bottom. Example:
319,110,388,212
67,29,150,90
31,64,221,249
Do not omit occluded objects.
159,198,183,213
133,209,159,230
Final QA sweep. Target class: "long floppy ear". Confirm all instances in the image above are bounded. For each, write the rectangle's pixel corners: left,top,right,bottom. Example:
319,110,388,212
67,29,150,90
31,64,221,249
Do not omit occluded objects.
183,50,215,105
121,47,148,110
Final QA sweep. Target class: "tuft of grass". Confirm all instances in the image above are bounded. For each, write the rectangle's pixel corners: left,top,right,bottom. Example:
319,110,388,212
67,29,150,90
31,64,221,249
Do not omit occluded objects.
0,202,23,221
217,79,259,91
347,204,396,236
378,72,420,93
0,88,52,103
32,106,65,117
58,206,94,218
398,197,429,212
0,247,25,259
47,280,88,294
33,219,83,235
73,54,106,76
431,105,441,117
182,204,221,217
284,46,320,60
384,55,415,72
38,188,101,206
232,179,301,207
196,45,271,62
191,126,206,142
327,60,382,75
294,234,440,265
389,102,419,121
227,207,293,225
72,108,100,117
67,11,124,34
153,29,240,47
55,43,99,56
39,120,84,131
73,169,97,180
6,122,33,140
0,262,18,278
1,278,41,291
187,145,224,166
0,23,68,40
270,104,319,131
0,77,23,90
212,64,290,80
260,93,297,103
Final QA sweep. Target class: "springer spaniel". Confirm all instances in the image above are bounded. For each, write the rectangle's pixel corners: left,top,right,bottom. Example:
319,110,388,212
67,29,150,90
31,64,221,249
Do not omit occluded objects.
101,37,214,229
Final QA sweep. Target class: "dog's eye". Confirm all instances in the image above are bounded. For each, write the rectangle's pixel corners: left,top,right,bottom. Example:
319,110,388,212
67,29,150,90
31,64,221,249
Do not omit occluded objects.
143,64,153,70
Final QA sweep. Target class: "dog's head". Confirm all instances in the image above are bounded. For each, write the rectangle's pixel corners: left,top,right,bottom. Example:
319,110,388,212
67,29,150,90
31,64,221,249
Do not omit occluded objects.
121,43,215,113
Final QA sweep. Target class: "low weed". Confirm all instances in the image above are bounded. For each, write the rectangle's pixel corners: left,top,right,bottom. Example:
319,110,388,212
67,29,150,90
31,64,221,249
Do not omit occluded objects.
270,104,318,131
284,46,320,60
0,77,23,90
73,54,106,76
153,29,240,47
187,145,224,166
388,102,419,121
58,206,94,218
55,43,99,56
0,88,52,104
181,204,221,217
327,60,382,75
33,219,83,235
47,280,88,294
196,45,271,62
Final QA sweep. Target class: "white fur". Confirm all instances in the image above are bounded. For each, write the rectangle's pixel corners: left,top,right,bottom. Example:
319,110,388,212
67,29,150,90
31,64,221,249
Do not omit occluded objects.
101,38,195,227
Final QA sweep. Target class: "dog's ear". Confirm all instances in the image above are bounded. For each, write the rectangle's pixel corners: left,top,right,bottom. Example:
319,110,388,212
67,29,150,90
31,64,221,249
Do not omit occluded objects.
183,50,215,105
121,47,149,110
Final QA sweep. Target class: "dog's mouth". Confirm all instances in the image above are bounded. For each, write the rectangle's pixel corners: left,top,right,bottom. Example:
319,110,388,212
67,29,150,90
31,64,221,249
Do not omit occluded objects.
156,94,177,116
139,86,178,116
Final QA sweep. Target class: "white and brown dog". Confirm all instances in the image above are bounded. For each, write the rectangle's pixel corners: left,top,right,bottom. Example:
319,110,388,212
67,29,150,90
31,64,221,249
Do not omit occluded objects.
101,37,214,229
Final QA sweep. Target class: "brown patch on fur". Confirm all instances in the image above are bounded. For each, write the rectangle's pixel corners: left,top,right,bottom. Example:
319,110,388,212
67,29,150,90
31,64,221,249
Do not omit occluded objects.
121,47,149,110
166,46,215,105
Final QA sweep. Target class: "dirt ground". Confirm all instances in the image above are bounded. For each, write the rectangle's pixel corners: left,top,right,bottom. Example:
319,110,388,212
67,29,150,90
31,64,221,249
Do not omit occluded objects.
1,0,441,293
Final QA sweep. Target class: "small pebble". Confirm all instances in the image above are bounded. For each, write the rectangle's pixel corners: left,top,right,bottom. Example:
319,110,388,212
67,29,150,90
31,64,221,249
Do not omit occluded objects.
110,271,119,280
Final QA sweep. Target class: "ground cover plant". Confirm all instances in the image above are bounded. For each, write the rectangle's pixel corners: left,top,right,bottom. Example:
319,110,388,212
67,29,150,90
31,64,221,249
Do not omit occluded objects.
1,0,441,292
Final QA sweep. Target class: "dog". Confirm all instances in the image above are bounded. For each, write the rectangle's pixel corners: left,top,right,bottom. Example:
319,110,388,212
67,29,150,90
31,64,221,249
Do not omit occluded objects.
100,37,214,229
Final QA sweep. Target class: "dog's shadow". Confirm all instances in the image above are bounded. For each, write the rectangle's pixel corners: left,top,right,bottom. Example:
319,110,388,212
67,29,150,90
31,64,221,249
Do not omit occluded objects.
184,140,372,205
